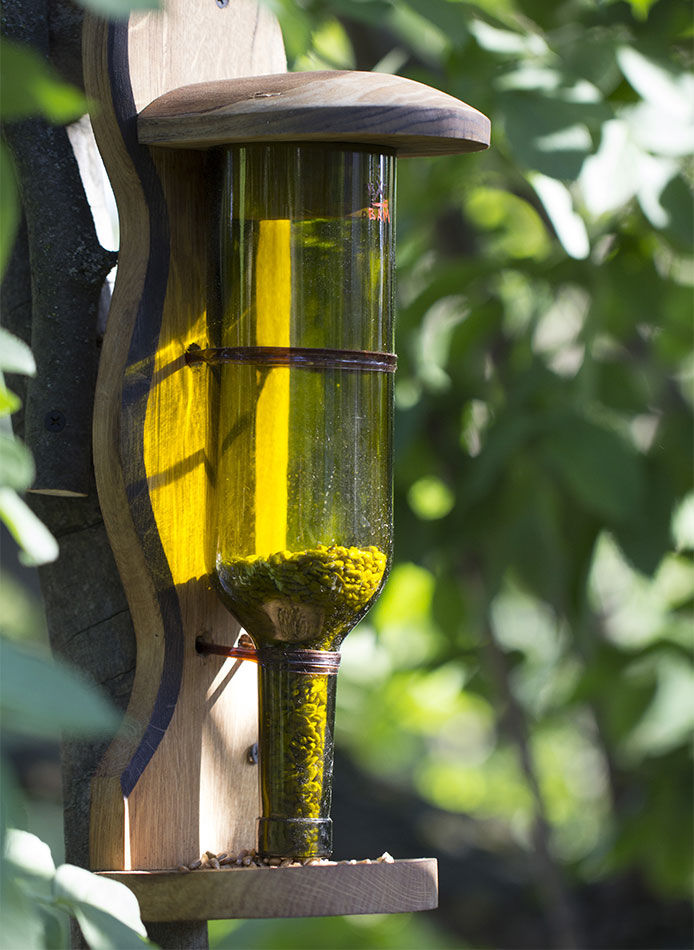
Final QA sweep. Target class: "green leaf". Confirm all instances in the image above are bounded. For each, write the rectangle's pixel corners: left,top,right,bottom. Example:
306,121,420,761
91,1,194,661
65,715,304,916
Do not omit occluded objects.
305,18,354,70
373,562,434,629
3,832,149,949
625,656,694,757
52,865,149,949
465,187,550,260
0,488,58,565
0,433,35,491
626,100,694,159
0,867,45,950
464,413,541,506
0,573,49,642
501,91,599,181
0,386,21,417
541,416,645,524
5,830,56,877
614,459,675,575
497,67,600,104
0,328,36,375
387,3,448,64
570,644,658,742
506,467,569,607
659,174,694,249
408,475,455,520
0,39,86,122
77,0,159,16
262,0,311,65
328,0,394,29
0,757,25,839
623,0,660,18
0,142,20,280
403,0,471,44
579,118,654,217
0,638,120,739
673,494,694,552
617,46,694,120
469,18,548,56
4,829,56,903
529,173,589,259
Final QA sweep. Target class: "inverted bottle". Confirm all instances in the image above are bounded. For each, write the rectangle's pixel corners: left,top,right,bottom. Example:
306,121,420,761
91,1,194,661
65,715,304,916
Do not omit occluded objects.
208,143,395,858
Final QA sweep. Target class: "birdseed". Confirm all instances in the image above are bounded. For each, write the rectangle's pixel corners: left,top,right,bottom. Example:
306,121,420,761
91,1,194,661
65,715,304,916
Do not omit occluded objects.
216,544,387,646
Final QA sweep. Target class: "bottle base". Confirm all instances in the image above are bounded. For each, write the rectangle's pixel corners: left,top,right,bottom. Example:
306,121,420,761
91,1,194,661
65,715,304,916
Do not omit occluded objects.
257,816,332,860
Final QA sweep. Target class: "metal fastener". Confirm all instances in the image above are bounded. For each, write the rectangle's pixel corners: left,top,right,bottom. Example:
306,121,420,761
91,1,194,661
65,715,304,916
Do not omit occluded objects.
44,411,65,432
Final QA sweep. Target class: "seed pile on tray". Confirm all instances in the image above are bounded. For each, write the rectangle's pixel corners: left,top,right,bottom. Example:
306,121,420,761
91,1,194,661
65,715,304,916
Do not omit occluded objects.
176,849,395,871
216,544,387,639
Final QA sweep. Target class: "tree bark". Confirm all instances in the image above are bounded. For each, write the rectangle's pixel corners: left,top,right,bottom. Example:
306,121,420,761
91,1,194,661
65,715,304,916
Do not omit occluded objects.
5,115,114,496
3,0,116,497
145,922,210,950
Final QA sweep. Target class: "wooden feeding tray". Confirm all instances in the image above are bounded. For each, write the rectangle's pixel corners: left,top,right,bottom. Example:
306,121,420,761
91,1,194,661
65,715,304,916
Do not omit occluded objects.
100,858,438,921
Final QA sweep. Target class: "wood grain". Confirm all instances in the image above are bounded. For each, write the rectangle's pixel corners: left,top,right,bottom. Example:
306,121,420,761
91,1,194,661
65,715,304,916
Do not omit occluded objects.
126,0,286,114
84,0,286,872
137,71,490,155
101,859,438,920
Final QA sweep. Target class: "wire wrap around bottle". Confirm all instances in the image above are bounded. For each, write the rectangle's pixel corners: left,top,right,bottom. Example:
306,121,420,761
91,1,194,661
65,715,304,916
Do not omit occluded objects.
257,646,341,675
185,345,396,373
196,638,341,675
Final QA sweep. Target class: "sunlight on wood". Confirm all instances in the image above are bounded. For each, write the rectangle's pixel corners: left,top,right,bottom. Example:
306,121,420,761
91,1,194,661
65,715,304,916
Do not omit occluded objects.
143,313,210,584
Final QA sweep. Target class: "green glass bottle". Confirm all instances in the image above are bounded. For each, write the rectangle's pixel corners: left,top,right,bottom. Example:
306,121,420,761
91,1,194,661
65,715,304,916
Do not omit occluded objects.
209,143,395,859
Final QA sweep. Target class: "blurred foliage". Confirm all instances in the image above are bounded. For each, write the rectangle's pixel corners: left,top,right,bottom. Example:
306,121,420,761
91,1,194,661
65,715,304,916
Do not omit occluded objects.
0,328,58,566
259,0,693,945
2,0,692,946
0,325,152,947
210,912,461,949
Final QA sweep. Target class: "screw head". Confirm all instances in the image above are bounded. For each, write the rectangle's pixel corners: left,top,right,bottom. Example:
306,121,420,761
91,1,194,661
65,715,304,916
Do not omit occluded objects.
44,411,66,432
216,0,229,7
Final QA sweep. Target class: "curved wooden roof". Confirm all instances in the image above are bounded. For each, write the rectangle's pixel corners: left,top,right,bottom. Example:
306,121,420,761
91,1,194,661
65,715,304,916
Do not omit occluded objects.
138,70,490,156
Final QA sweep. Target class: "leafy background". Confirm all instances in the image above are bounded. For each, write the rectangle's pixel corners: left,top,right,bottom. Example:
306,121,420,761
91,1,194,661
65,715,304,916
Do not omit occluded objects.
1,0,692,947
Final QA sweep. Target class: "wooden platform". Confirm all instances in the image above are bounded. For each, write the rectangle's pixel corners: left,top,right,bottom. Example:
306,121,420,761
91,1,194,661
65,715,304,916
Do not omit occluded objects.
100,858,438,921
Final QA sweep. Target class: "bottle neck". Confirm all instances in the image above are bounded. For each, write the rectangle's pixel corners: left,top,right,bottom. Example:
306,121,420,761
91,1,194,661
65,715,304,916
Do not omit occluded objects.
256,650,339,859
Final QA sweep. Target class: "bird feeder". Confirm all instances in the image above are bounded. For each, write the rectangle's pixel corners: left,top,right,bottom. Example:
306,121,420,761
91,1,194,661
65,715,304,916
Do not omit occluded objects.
85,0,489,922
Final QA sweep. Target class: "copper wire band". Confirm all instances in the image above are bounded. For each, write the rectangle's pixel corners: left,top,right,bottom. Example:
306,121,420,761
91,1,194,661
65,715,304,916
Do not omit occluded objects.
258,647,341,675
196,639,341,675
185,346,397,373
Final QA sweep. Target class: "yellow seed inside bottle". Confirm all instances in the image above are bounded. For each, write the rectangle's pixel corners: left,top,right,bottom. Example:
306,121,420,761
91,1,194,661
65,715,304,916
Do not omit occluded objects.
216,544,388,647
